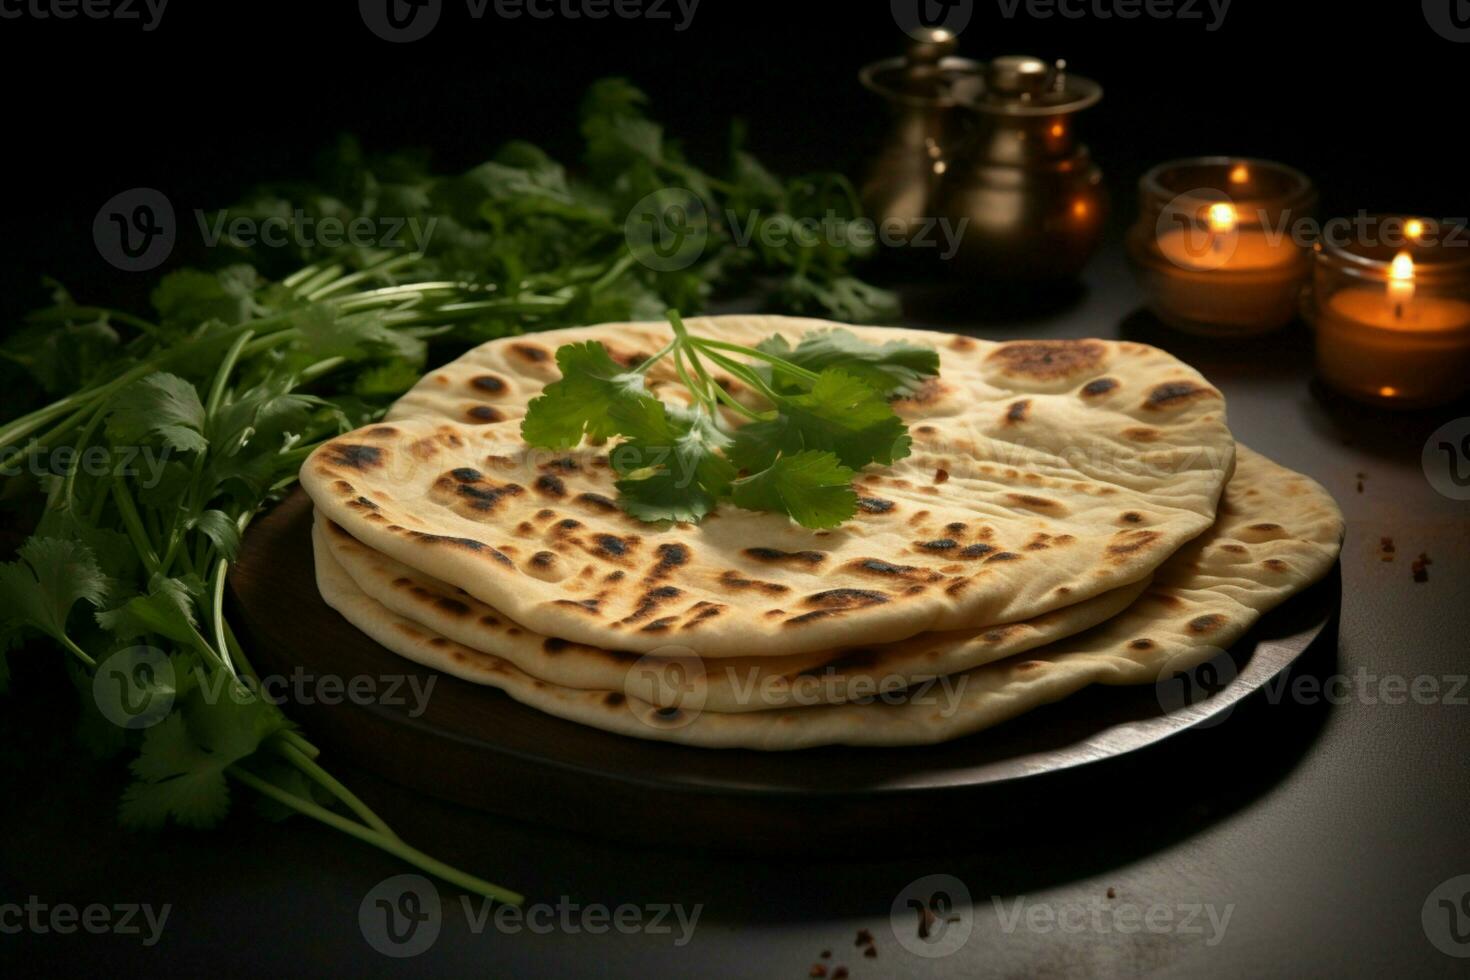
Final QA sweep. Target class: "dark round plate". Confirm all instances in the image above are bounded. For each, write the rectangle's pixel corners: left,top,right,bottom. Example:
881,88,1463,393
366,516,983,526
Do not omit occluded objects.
229,489,1339,852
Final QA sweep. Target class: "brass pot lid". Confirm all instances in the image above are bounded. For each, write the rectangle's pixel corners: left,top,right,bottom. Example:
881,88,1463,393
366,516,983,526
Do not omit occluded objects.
966,55,1102,117
859,28,983,109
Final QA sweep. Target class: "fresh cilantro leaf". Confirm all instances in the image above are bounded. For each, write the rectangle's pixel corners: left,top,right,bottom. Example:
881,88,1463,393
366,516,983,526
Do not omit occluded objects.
82,645,179,746
96,574,203,645
150,266,260,333
612,398,733,477
34,511,141,584
295,306,424,364
207,378,318,454
616,471,719,524
136,459,194,511
119,689,288,831
120,713,226,829
607,398,737,514
0,316,123,396
756,328,939,396
669,404,738,494
205,378,322,497
191,510,240,562
730,451,857,529
729,369,911,471
778,275,901,324
521,342,653,449
106,373,209,455
580,79,661,176
0,537,109,647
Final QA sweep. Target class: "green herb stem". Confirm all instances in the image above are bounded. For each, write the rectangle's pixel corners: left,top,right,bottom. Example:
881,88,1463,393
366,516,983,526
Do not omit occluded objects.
110,477,161,575
56,631,98,669
270,738,399,841
302,254,422,301
226,765,524,906
207,560,233,676
25,305,164,338
693,338,821,384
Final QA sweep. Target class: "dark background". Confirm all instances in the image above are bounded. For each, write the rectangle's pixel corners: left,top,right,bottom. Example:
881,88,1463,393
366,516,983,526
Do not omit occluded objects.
0,0,1463,325
4,4,1470,980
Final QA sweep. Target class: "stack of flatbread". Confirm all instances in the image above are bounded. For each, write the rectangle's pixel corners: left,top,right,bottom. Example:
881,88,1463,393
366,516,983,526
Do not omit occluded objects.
300,316,1344,749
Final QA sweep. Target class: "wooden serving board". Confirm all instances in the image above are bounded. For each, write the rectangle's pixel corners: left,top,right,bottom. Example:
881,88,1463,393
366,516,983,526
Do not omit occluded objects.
228,489,1339,853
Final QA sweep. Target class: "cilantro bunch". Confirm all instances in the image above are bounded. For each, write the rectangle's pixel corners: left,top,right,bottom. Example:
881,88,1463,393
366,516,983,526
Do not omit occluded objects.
1,260,526,903
522,313,939,529
0,77,898,904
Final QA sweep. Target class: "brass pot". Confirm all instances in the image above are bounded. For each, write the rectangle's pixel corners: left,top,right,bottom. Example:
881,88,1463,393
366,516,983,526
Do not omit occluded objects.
935,56,1106,282
858,29,981,246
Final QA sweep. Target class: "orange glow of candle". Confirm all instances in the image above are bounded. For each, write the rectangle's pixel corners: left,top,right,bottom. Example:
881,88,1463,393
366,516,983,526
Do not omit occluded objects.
1205,202,1236,255
1388,251,1416,316
1228,163,1250,185
1207,203,1237,234
1405,219,1425,241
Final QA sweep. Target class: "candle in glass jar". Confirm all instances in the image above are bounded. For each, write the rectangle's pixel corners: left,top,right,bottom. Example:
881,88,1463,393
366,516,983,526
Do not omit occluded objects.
1152,203,1296,272
1314,250,1470,406
1145,203,1307,332
1128,158,1316,336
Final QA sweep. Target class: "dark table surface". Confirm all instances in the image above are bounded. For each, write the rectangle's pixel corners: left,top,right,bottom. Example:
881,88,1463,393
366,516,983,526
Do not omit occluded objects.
4,241,1469,979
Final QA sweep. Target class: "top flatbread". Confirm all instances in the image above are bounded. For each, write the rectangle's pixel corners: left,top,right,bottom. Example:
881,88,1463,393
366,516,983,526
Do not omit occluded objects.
302,317,1235,657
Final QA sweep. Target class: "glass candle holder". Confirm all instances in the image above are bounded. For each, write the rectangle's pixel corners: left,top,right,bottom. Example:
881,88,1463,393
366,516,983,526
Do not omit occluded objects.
1306,217,1470,408
1127,157,1316,336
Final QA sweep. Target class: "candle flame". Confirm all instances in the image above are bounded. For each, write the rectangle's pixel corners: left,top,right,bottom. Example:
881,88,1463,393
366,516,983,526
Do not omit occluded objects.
1405,219,1424,241
1378,386,1399,398
1228,164,1250,185
1389,251,1415,283
1387,250,1416,312
1206,203,1237,234
1050,122,1065,138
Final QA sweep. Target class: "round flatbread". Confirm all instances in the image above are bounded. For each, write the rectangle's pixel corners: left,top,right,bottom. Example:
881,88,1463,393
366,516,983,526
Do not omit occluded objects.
312,445,1341,748
304,316,1236,657
315,511,1148,711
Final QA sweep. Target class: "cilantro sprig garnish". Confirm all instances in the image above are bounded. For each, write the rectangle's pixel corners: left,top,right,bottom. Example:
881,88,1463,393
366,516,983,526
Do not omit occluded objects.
522,313,939,529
